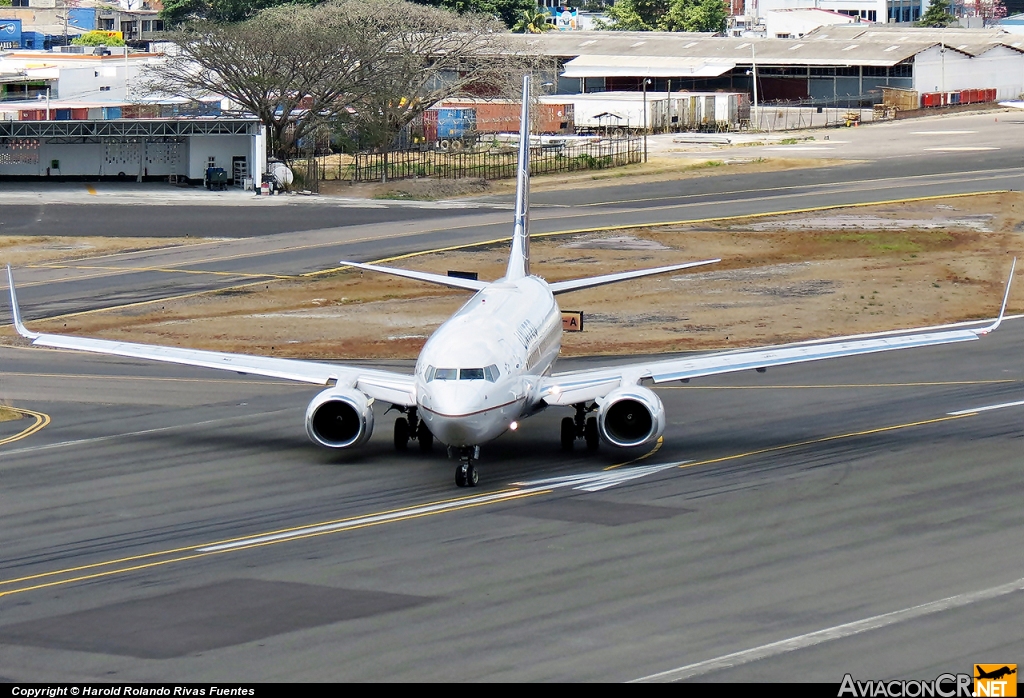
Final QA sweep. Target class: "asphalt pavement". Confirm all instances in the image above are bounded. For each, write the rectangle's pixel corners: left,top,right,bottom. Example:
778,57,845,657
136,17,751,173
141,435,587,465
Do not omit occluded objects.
0,322,1021,681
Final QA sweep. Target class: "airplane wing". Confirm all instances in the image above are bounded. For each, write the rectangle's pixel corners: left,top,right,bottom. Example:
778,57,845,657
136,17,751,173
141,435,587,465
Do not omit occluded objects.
539,261,1015,407
6,267,418,406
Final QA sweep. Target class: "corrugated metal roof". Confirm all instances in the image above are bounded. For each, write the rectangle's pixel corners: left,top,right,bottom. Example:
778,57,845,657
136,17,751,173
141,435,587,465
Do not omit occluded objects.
509,26,1024,68
562,55,735,78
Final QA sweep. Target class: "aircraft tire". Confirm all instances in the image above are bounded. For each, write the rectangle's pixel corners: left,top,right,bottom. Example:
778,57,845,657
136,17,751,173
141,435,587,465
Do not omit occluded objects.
560,417,575,452
394,417,409,451
417,423,434,452
585,417,599,451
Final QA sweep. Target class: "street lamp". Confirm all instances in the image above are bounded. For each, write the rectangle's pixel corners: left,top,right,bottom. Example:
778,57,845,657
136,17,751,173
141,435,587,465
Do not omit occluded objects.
642,77,651,163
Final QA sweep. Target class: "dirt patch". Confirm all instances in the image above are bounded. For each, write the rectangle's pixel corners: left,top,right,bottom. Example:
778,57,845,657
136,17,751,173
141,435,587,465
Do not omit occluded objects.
10,191,1021,360
0,236,207,267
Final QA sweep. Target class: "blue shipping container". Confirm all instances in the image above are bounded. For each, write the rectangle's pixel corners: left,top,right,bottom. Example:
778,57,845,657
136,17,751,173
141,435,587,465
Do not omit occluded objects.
103,106,122,119
437,108,476,139
55,108,72,120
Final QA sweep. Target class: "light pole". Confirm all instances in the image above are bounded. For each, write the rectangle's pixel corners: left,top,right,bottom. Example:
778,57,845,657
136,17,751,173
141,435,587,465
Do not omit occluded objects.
751,44,759,131
642,77,651,163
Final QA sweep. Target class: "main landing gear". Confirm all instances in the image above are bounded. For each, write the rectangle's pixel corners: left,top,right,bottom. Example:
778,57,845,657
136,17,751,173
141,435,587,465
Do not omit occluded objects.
561,402,599,453
393,406,434,453
451,446,480,488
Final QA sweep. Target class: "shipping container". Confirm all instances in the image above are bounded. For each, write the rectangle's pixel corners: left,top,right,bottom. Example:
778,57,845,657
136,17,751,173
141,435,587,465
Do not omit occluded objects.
541,92,669,131
948,91,960,105
436,99,574,135
436,108,476,139
102,106,122,119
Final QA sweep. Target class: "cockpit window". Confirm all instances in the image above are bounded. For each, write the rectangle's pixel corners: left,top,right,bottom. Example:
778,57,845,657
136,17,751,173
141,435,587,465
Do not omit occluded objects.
427,366,500,382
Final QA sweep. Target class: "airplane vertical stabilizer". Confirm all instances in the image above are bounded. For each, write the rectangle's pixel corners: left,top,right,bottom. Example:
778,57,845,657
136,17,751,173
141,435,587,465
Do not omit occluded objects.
505,75,531,281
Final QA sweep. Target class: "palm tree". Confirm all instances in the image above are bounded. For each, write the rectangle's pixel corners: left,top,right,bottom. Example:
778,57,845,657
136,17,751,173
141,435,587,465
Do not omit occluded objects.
512,10,554,33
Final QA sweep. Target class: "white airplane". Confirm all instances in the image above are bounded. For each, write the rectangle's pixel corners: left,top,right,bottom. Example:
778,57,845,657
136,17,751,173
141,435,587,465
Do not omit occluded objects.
6,77,1016,488
998,101,1024,109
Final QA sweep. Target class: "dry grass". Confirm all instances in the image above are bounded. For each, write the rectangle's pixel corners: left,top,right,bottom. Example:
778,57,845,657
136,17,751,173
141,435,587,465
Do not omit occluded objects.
8,191,1021,360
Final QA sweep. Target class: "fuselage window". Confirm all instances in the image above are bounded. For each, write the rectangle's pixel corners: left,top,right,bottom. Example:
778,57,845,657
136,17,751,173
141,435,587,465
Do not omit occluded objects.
433,368,458,381
460,368,485,380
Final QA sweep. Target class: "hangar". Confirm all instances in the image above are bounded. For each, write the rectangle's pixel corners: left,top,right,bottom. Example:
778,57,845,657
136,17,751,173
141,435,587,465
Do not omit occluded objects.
0,117,266,186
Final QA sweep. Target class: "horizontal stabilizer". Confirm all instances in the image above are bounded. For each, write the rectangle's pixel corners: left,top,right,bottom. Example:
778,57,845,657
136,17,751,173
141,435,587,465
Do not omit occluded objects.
547,258,720,295
340,261,487,292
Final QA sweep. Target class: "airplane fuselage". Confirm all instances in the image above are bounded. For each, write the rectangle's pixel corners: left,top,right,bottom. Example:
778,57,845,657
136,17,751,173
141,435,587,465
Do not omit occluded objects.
416,275,562,446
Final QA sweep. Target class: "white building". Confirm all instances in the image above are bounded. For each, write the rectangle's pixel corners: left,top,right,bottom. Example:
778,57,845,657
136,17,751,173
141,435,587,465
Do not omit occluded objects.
748,0,925,24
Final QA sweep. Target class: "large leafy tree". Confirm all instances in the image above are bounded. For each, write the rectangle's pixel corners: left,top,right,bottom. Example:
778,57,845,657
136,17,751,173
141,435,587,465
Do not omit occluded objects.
601,0,727,32
146,0,519,160
161,0,534,28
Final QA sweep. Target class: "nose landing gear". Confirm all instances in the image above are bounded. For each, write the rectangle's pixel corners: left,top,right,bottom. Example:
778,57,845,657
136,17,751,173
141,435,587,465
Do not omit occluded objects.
451,445,480,487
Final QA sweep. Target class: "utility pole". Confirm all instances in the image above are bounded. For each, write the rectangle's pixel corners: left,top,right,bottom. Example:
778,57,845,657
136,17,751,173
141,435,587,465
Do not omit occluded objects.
642,77,650,163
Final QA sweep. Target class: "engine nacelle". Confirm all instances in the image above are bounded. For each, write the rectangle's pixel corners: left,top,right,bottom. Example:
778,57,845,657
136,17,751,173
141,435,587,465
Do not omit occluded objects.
305,387,374,449
596,385,665,448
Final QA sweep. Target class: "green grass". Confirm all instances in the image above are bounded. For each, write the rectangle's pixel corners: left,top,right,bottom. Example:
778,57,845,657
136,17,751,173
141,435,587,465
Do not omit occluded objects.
821,231,954,254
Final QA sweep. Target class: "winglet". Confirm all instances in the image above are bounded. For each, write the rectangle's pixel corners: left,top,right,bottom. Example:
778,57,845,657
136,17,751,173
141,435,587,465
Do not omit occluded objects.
7,266,40,340
974,257,1015,335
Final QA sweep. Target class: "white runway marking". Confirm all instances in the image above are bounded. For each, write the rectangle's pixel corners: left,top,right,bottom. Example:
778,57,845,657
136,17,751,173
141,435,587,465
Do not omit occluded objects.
911,130,977,135
948,399,1024,416
923,146,999,152
631,575,1024,682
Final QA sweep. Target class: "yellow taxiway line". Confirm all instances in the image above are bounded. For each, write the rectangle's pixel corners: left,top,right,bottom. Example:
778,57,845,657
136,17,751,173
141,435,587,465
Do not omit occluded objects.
0,407,989,598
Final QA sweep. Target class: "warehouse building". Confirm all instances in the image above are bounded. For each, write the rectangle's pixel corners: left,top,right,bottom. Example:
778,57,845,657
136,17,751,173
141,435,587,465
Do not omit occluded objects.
511,25,1024,105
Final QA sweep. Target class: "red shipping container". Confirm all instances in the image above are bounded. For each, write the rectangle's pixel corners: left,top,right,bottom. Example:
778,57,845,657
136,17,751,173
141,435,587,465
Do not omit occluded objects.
422,109,438,143
959,90,970,104
968,88,979,104
988,88,997,101
921,93,937,108
71,108,89,120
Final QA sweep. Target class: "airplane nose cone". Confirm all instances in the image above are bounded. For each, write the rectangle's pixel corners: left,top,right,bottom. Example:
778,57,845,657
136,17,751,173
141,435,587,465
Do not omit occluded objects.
420,383,502,447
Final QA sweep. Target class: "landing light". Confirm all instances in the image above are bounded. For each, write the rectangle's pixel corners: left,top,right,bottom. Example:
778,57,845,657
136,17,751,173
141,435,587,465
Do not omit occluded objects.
509,421,519,431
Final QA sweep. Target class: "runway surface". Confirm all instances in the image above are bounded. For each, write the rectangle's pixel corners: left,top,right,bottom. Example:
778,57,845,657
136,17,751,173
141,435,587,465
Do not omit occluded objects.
0,321,1022,681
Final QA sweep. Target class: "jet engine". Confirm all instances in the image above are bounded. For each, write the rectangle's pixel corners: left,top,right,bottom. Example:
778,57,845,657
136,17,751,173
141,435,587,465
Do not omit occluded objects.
596,386,665,448
304,387,374,449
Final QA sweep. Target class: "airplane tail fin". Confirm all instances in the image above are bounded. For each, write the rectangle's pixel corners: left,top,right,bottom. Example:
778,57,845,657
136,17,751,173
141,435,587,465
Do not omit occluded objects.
7,266,40,340
505,75,531,281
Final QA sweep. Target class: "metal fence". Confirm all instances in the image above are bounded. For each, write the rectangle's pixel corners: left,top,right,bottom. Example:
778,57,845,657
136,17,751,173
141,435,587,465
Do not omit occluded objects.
320,136,643,183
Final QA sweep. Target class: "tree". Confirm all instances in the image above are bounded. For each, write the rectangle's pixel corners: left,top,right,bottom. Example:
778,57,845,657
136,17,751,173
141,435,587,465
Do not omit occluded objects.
598,0,727,31
145,0,519,161
72,31,127,46
667,0,727,32
598,0,669,30
917,0,957,27
160,0,535,28
160,0,309,25
512,9,554,32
